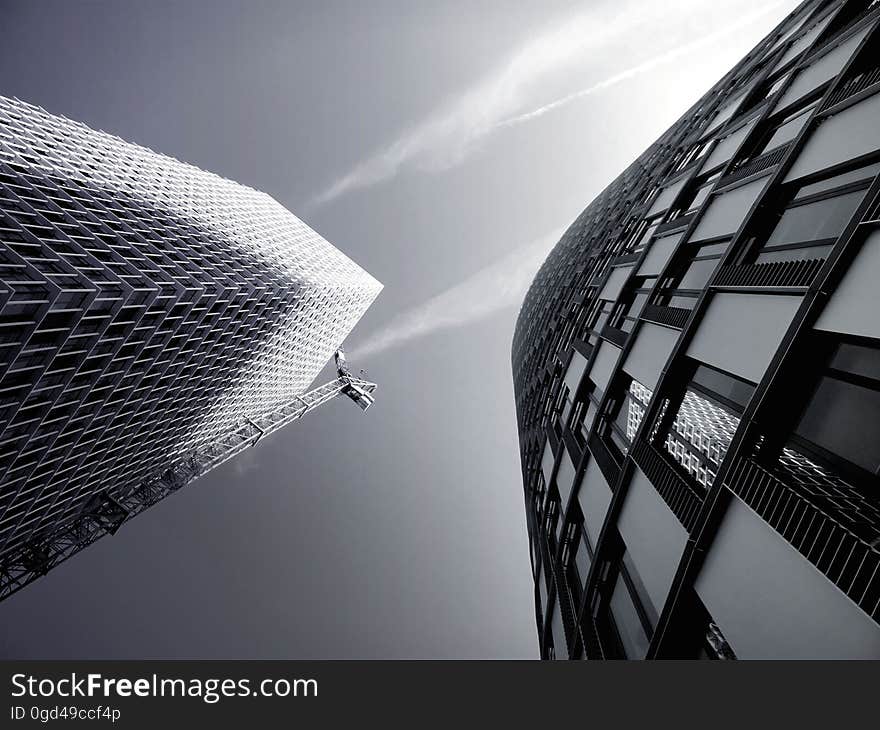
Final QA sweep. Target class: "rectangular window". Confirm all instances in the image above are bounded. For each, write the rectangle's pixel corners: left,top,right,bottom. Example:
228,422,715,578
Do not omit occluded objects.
793,341,880,476
660,363,755,489
657,240,731,309
600,376,653,462
755,163,876,263
758,102,816,154
610,573,650,659
592,533,655,659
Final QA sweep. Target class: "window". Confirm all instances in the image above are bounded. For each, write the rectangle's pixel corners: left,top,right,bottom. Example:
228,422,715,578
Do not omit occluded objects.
668,172,721,220
591,532,656,659
791,340,880,477
609,277,654,334
758,102,817,154
599,375,652,462
752,162,876,263
656,240,730,310
656,363,755,489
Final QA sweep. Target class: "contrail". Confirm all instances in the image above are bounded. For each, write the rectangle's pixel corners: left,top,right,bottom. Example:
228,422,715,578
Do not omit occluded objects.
350,229,562,360
307,0,709,210
497,0,793,130
306,0,793,210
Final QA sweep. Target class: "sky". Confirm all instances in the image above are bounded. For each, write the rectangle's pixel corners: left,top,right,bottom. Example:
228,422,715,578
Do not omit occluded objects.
0,0,799,658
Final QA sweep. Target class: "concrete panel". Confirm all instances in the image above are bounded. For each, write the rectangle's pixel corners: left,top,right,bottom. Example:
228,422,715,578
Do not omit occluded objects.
816,229,880,339
696,495,880,658
623,323,678,390
617,467,688,617
686,293,801,383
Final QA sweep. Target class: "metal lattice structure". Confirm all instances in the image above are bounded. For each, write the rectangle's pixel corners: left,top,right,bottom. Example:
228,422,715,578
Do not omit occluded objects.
0,97,382,599
513,0,880,658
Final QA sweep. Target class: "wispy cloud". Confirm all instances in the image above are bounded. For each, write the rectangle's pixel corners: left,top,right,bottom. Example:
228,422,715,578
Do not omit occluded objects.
497,0,792,130
307,0,795,209
307,0,692,209
350,229,562,360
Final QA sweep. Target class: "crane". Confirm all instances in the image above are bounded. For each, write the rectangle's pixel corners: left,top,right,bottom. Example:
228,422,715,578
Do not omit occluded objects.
0,348,377,600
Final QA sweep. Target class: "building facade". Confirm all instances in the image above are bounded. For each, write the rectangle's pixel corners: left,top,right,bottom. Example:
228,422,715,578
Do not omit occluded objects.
512,0,880,659
0,97,381,598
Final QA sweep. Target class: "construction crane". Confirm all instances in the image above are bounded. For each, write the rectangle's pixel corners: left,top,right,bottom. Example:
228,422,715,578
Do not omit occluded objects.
0,349,377,601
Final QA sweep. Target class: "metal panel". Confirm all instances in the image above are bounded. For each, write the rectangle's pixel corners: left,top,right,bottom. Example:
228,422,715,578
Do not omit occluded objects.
590,341,620,393
696,496,880,659
616,467,688,617
785,92,880,182
623,323,678,390
598,266,632,302
564,349,589,394
637,232,683,276
686,293,801,383
816,229,880,338
577,459,612,548
777,27,870,111
689,178,767,241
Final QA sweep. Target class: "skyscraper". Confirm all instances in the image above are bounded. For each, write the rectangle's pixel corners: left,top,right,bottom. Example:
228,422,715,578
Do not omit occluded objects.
0,97,382,599
512,0,880,659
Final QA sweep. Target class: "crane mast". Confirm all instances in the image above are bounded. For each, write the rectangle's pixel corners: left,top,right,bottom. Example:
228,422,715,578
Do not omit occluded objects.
0,350,376,601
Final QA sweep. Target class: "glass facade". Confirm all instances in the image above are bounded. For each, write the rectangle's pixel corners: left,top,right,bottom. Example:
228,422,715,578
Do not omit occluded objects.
0,97,382,599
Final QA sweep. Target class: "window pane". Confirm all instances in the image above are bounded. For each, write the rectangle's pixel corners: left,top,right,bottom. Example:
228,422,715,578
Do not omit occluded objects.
764,190,865,248
760,108,812,152
575,540,591,587
831,343,880,382
610,575,650,659
797,162,880,199
550,601,567,659
692,365,755,408
796,377,880,474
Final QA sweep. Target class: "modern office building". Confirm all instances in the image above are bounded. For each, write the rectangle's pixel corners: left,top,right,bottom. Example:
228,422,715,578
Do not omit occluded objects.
512,0,880,658
0,97,382,599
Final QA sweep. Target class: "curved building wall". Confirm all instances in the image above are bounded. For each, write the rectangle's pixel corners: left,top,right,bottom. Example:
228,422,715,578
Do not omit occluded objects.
512,0,880,659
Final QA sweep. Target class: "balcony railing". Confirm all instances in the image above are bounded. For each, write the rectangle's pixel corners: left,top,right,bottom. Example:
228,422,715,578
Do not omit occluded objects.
718,144,790,188
825,64,880,109
714,256,824,289
725,456,880,622
655,211,696,236
600,324,629,348
630,438,705,532
610,251,641,267
641,303,691,329
588,432,621,488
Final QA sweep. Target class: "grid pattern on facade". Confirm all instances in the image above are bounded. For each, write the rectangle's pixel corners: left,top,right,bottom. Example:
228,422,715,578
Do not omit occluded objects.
0,97,382,594
512,0,880,659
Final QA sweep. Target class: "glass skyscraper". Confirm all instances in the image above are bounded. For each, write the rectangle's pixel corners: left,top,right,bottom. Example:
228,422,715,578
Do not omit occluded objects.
0,97,381,599
513,0,880,658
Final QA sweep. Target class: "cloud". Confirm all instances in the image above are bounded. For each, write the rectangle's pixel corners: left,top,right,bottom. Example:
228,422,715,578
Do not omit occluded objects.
307,0,694,209
497,0,793,129
350,229,562,360
307,0,795,209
